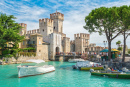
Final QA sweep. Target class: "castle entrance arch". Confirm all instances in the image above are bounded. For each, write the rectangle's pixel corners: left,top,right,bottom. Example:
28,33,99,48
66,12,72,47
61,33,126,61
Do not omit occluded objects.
56,47,60,55
85,48,88,52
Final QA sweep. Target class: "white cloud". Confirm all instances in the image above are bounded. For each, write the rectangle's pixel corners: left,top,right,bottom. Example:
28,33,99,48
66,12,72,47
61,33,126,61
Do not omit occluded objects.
1,0,130,48
62,0,130,48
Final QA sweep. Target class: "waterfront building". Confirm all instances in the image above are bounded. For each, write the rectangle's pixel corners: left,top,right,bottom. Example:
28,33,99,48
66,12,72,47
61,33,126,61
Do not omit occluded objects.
0,11,107,61
18,11,70,61
70,34,107,55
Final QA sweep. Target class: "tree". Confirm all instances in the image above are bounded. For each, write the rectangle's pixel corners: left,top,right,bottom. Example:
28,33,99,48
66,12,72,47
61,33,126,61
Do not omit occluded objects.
84,7,123,60
116,40,121,48
117,47,122,51
128,49,130,54
0,13,24,59
118,5,130,62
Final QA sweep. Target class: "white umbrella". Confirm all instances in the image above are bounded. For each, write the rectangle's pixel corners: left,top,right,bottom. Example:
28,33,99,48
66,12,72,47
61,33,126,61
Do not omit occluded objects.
26,59,45,63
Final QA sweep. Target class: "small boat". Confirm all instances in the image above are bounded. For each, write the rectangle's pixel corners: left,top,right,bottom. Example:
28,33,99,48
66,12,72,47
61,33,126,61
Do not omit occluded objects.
68,58,85,63
72,61,101,69
90,69,130,79
17,59,55,78
79,66,103,71
122,67,130,73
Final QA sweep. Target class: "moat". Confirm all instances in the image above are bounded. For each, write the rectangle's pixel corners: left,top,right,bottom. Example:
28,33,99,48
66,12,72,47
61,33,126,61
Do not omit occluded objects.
0,61,130,87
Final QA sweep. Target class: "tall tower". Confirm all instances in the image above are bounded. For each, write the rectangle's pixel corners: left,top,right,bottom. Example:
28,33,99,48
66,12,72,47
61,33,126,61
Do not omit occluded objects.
74,33,90,53
50,12,64,33
19,23,27,36
39,18,53,42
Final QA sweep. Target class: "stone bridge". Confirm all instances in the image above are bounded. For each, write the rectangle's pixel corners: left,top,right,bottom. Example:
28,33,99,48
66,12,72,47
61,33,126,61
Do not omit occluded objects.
55,54,82,61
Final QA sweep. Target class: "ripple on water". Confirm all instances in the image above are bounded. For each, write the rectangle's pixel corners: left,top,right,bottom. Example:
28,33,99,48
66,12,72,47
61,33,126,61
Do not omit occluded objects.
0,61,130,87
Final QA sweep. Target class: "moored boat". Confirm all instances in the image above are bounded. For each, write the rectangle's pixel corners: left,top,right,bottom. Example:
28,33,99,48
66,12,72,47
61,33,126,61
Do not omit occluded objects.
17,59,55,78
68,58,85,63
72,61,101,69
90,69,130,79
80,66,103,71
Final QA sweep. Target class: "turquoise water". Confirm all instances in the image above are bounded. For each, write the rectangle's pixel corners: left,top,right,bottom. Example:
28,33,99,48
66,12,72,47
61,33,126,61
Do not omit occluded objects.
0,61,130,87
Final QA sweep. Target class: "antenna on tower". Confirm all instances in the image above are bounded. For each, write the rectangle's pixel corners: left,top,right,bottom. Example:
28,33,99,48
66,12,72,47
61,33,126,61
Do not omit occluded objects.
56,9,57,12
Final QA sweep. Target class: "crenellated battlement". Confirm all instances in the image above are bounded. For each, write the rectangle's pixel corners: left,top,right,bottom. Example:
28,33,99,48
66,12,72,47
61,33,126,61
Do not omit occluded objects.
19,23,27,28
50,12,64,21
63,37,70,41
39,18,53,27
27,29,40,34
74,33,90,39
70,40,75,44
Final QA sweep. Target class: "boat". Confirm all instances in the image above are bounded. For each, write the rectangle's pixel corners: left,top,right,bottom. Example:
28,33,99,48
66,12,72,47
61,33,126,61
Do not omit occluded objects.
79,66,103,71
122,67,130,73
90,69,130,79
68,58,85,63
72,61,101,69
17,59,55,78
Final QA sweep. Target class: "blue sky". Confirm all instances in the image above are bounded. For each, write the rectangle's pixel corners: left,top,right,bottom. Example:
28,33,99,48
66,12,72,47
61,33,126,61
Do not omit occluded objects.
0,0,130,48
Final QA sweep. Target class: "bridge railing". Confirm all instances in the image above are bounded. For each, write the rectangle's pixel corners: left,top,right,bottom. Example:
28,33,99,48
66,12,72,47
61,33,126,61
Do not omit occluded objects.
56,52,86,56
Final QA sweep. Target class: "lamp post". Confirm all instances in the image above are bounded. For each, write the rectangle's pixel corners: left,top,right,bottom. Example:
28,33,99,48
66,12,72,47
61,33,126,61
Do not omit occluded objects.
103,41,107,48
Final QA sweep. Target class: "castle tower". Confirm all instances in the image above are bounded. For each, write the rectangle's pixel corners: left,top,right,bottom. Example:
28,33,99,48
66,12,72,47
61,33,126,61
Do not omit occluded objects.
39,18,53,43
74,33,90,53
19,23,27,36
50,12,64,33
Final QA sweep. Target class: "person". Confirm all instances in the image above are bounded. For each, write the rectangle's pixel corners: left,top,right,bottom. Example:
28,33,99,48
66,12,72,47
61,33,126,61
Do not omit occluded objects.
106,52,108,61
100,53,102,56
101,54,104,61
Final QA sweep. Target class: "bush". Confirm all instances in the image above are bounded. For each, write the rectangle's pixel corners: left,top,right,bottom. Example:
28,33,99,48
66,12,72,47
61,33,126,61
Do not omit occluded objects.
91,55,94,58
2,49,11,55
5,54,13,58
18,48,23,52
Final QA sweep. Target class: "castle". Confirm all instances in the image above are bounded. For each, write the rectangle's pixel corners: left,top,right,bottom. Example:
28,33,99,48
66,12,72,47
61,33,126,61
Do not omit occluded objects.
18,11,106,61
19,12,70,61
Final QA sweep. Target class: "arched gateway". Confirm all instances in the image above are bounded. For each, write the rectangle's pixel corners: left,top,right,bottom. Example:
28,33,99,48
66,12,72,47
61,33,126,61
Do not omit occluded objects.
56,47,60,55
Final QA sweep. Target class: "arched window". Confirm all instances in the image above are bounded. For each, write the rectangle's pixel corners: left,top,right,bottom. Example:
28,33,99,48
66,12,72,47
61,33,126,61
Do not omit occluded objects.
54,27,55,29
43,29,44,32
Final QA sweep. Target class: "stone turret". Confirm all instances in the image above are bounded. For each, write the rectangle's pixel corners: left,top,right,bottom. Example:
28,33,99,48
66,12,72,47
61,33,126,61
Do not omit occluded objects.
50,12,64,33
19,23,27,36
74,33,90,53
39,18,53,27
39,18,53,43
50,12,64,21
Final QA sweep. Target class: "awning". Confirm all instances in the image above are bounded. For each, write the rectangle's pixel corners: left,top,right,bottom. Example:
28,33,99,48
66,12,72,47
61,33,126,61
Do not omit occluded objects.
111,49,120,52
100,49,108,52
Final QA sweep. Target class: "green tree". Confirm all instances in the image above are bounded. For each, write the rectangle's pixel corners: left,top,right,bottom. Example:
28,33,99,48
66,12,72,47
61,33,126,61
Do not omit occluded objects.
84,7,123,60
0,13,24,59
117,47,122,51
128,49,130,54
116,40,121,48
118,5,130,62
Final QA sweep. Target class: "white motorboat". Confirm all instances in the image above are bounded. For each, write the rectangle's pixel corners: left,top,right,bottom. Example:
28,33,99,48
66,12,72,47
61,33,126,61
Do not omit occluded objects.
17,59,55,78
72,61,101,69
68,58,85,63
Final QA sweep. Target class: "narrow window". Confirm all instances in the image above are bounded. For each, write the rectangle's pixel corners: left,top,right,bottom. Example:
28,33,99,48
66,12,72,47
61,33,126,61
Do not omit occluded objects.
54,27,55,29
23,41,24,45
43,29,44,32
39,41,41,45
33,41,35,44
